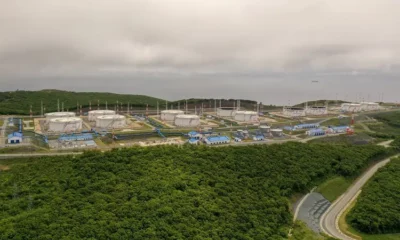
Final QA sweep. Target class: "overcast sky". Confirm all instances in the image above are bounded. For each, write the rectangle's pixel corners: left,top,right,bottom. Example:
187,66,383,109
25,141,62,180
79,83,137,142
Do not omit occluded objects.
1,0,399,104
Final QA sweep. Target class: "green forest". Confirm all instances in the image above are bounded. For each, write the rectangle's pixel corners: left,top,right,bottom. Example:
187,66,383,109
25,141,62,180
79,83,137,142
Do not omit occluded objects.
347,157,400,234
0,90,164,115
0,143,390,239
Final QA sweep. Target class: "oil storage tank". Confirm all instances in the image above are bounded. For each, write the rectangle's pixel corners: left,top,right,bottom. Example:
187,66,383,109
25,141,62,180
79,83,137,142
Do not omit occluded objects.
95,115,126,129
174,115,200,127
217,107,236,118
161,110,184,121
45,112,76,123
234,111,259,122
48,117,82,132
88,110,116,121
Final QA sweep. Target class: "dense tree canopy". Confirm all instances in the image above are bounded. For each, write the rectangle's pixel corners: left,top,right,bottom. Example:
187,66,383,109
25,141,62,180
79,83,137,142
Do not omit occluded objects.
347,157,400,234
0,143,389,239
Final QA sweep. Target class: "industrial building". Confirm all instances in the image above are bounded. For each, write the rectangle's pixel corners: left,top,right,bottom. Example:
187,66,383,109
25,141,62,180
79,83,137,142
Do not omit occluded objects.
233,111,259,122
306,129,326,136
48,117,82,132
7,132,23,144
283,107,306,118
253,135,265,141
188,131,202,139
161,110,184,121
45,112,76,123
96,115,126,129
328,126,350,134
204,136,230,145
88,110,116,121
271,129,283,137
293,123,320,130
217,107,236,118
306,106,328,116
174,115,200,127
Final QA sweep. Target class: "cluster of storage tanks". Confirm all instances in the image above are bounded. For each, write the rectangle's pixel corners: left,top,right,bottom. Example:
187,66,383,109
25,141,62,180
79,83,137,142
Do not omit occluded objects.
216,108,259,122
160,110,200,127
341,102,380,113
45,110,126,132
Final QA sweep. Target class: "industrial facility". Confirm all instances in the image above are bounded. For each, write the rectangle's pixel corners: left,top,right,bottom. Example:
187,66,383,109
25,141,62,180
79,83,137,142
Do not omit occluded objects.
282,107,306,118
161,110,185,121
271,129,283,137
88,110,116,121
360,102,380,111
45,112,76,123
48,117,82,132
216,107,236,117
174,115,200,127
341,103,362,112
95,115,126,129
233,111,259,122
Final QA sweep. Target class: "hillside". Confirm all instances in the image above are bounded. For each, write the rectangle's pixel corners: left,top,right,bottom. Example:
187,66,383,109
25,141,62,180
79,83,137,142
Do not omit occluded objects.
0,143,389,239
172,98,282,111
294,100,347,107
0,90,165,115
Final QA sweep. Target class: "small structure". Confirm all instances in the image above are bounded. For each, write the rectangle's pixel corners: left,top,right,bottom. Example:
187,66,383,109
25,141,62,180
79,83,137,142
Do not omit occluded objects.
8,132,23,144
188,131,202,139
306,129,326,136
204,136,230,145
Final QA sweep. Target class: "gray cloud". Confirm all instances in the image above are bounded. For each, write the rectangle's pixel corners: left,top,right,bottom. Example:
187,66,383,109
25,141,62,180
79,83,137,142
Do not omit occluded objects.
0,0,399,104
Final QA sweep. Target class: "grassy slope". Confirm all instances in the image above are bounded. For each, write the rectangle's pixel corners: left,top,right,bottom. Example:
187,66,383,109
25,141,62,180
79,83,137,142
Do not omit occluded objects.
316,176,352,202
0,90,165,115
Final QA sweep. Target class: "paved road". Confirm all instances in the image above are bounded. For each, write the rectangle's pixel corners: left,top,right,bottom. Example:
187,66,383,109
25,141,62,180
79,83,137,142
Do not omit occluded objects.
320,155,398,240
378,139,394,148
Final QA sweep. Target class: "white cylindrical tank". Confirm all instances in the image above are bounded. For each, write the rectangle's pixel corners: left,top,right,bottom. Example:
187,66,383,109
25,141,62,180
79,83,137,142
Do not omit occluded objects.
259,125,271,133
271,128,283,137
88,110,116,121
217,108,235,117
48,117,82,132
45,112,76,123
95,115,126,129
360,102,379,111
161,110,184,121
283,107,306,118
174,115,200,127
234,111,259,122
306,106,328,116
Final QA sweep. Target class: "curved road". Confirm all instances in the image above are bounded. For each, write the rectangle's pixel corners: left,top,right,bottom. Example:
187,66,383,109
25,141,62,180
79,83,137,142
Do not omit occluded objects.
320,155,398,240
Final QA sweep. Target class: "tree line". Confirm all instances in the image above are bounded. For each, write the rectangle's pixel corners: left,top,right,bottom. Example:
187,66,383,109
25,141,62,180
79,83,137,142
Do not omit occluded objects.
0,143,390,239
347,157,400,234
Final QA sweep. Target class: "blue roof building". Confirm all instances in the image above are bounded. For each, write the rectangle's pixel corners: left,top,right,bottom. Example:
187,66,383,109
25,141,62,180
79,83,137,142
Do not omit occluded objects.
59,133,93,141
188,131,202,139
188,138,200,144
8,132,23,144
204,136,230,145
